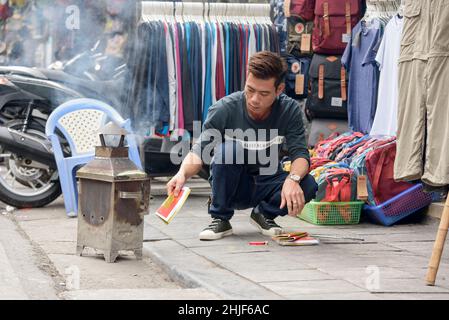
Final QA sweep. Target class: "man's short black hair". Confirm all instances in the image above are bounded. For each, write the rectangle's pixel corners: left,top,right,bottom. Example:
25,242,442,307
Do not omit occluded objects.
248,51,287,88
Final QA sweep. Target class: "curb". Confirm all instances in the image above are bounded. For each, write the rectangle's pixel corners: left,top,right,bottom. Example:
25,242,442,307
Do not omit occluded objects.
142,224,283,300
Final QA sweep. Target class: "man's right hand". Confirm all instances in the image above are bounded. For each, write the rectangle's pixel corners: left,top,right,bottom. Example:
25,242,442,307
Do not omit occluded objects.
166,172,187,197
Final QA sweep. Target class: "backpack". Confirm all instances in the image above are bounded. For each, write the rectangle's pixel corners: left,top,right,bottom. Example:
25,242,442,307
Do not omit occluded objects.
310,157,333,171
284,54,311,99
334,135,371,162
315,132,362,158
0,0,11,21
364,142,413,206
287,0,316,21
306,54,348,120
312,0,362,54
287,16,314,56
315,167,357,202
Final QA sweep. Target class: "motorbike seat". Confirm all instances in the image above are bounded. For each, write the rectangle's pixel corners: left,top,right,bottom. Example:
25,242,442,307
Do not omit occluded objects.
38,69,124,108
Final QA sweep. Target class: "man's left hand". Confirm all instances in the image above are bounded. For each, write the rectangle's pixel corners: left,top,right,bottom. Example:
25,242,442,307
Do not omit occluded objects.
280,178,305,217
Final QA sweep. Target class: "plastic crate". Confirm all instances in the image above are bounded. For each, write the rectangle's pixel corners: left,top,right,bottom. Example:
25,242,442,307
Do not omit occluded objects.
363,183,432,226
298,200,363,225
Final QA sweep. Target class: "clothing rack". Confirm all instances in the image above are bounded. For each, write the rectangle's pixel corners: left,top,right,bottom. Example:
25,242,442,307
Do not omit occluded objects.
125,1,277,135
363,0,402,23
141,1,271,24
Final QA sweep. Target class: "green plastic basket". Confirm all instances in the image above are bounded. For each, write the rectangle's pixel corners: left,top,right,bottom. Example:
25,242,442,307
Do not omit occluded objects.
298,200,364,225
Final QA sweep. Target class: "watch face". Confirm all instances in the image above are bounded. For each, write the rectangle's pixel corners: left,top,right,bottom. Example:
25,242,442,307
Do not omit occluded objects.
290,174,300,181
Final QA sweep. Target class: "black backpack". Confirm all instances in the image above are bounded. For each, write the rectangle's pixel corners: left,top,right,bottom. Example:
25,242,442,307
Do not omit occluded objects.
306,54,348,120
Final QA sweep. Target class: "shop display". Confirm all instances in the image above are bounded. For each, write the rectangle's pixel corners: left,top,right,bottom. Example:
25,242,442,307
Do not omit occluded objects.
126,8,278,135
306,131,433,225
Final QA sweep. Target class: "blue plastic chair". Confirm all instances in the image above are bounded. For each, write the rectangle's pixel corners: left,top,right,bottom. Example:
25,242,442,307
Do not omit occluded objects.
45,98,142,217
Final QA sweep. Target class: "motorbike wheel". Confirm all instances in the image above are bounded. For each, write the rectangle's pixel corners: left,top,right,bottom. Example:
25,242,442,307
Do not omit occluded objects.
0,120,62,209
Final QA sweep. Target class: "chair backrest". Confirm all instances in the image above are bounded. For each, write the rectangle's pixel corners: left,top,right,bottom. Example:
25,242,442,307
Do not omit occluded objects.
46,98,141,167
45,99,143,170
58,109,105,155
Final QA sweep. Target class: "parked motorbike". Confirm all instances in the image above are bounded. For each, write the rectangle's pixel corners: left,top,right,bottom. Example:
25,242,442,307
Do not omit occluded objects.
0,41,128,208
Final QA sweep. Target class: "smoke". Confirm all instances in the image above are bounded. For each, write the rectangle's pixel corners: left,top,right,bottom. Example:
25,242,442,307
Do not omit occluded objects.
1,1,135,91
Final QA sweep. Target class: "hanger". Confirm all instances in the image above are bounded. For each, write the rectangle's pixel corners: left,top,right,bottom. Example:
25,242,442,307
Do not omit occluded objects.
243,4,249,25
215,3,220,24
184,3,189,22
223,3,228,24
163,2,168,23
397,3,404,18
207,0,212,24
181,1,185,23
209,2,215,23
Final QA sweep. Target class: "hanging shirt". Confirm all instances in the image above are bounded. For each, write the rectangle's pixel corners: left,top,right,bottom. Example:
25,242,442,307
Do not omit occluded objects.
210,23,217,104
370,15,403,137
189,22,203,125
232,23,241,92
164,22,177,131
248,23,257,61
201,22,206,114
181,22,195,131
225,23,231,95
174,22,184,130
146,21,170,128
263,24,269,51
271,24,280,53
216,23,226,101
219,23,226,85
127,22,152,127
342,19,384,134
203,23,213,123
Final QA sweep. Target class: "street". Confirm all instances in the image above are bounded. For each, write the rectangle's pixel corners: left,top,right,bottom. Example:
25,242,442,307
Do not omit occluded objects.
1,178,449,300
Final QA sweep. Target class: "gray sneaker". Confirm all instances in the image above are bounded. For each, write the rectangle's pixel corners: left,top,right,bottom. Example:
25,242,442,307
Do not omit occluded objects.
199,218,233,241
250,209,283,236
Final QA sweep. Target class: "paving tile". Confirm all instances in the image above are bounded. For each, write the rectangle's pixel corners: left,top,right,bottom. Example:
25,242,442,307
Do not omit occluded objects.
287,292,382,300
239,269,336,283
18,218,77,243
374,293,449,300
260,279,366,296
367,278,449,294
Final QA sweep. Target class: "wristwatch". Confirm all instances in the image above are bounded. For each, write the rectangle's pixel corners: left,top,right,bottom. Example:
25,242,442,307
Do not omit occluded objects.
289,174,301,182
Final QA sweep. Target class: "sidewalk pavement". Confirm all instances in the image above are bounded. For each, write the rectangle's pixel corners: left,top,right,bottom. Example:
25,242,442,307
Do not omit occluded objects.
144,178,449,300
5,196,218,300
4,177,449,300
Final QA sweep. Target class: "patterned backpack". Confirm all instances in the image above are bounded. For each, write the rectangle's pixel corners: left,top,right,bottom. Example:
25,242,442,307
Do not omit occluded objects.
270,0,288,54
